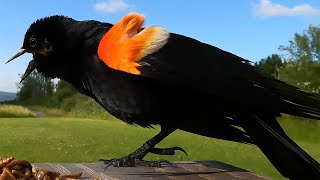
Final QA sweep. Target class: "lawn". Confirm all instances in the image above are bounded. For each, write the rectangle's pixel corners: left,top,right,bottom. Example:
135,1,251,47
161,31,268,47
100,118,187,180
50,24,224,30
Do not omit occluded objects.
0,117,319,180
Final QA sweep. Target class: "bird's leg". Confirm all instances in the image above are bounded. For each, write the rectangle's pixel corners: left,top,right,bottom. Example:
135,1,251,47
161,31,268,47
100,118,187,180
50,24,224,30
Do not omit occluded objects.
99,127,183,167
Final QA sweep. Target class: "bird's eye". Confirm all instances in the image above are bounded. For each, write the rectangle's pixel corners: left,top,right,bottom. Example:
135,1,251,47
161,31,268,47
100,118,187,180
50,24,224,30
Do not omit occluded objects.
29,37,37,47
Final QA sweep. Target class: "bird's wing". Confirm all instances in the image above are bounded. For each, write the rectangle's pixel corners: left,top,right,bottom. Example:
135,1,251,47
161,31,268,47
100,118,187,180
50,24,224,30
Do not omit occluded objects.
98,13,320,117
97,12,251,98
97,13,169,75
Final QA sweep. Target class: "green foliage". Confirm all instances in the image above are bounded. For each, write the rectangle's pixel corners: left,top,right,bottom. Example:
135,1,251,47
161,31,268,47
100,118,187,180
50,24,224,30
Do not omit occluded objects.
277,25,320,93
16,74,111,119
0,104,35,118
279,25,320,62
254,54,283,77
278,60,320,93
59,93,88,112
254,25,320,94
16,74,79,109
16,70,54,105
50,80,78,107
62,94,112,119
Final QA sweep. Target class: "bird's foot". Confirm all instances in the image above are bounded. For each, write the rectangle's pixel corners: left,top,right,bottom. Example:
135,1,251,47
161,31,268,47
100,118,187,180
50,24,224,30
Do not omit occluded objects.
99,156,173,167
99,146,186,167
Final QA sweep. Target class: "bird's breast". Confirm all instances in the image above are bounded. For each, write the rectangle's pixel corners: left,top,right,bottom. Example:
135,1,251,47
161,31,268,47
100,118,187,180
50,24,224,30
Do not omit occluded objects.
80,55,218,127
81,61,168,126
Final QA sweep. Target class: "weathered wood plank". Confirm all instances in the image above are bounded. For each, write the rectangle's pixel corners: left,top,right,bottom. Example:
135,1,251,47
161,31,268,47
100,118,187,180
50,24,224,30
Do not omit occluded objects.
32,161,270,180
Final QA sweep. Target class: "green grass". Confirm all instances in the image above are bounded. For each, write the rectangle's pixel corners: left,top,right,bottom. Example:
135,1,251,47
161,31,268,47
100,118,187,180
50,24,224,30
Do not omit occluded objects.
64,97,114,120
27,105,67,117
0,104,35,118
26,97,113,119
0,117,319,180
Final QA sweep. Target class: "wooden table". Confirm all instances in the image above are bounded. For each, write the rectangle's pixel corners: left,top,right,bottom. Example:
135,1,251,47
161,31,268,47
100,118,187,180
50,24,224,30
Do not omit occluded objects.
33,161,271,180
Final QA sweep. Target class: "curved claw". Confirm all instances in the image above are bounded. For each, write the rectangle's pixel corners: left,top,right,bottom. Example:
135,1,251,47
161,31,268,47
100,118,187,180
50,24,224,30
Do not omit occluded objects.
99,158,115,170
172,147,188,156
150,146,188,156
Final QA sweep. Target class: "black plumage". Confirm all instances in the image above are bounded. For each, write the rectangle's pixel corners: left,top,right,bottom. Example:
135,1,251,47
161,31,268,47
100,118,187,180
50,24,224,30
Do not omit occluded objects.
7,14,320,179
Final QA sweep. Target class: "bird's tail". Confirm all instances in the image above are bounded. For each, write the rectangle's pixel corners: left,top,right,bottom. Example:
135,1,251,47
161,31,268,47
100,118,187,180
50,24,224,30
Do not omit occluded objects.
265,78,320,120
241,114,320,179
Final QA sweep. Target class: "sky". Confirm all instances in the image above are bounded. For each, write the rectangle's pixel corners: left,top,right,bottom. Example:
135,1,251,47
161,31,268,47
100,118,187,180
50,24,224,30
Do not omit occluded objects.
0,0,320,93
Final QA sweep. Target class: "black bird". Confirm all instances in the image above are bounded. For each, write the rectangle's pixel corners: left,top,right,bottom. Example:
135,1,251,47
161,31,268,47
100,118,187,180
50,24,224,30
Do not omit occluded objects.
6,13,320,179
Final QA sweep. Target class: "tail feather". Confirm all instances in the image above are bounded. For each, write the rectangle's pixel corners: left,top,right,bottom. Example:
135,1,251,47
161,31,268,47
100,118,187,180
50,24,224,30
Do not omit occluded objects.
265,78,320,120
241,114,320,179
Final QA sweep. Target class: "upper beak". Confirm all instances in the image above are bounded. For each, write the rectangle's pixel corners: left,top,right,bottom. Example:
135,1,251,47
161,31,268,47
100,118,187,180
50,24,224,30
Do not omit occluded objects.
5,48,27,64
6,48,35,83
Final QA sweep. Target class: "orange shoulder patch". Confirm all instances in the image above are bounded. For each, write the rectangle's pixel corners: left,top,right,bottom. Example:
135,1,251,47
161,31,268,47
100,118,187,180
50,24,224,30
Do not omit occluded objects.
97,13,169,75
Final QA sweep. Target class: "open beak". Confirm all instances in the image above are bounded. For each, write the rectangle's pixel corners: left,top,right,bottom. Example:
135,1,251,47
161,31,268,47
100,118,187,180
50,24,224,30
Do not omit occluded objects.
5,48,27,64
5,48,35,83
20,60,37,83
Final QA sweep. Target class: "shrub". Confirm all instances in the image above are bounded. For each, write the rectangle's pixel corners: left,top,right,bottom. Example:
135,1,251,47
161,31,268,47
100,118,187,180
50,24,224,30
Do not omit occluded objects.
0,104,35,118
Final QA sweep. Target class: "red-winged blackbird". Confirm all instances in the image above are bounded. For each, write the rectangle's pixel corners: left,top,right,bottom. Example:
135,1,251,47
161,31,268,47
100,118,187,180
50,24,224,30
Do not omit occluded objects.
6,13,320,179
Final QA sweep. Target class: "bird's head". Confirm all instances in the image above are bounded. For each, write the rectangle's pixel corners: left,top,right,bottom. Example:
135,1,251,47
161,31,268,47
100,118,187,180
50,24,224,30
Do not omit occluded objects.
8,15,72,60
5,15,97,82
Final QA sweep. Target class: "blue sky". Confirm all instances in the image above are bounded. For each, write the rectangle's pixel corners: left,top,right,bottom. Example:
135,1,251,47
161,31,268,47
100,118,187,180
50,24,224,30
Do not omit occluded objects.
0,0,320,92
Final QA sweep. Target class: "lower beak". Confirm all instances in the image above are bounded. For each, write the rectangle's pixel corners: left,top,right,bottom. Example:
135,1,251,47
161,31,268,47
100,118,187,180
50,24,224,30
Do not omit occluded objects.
5,48,27,64
20,60,37,83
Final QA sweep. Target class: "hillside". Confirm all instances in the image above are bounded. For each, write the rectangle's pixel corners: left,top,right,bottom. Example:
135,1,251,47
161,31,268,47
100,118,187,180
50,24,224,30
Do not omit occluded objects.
0,91,16,102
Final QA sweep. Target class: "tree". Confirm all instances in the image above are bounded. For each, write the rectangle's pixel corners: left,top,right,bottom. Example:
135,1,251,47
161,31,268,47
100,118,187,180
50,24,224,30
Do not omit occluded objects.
16,70,54,104
254,54,283,77
50,80,78,107
16,69,79,107
279,25,320,62
278,25,320,93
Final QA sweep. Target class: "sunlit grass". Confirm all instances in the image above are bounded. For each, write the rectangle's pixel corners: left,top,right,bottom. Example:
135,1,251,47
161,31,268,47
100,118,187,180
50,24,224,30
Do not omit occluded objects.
27,105,66,117
0,117,319,179
0,104,35,118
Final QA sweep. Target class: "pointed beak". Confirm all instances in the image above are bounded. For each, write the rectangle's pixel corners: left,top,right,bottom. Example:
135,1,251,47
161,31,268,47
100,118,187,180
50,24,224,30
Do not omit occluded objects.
20,60,37,83
5,48,27,64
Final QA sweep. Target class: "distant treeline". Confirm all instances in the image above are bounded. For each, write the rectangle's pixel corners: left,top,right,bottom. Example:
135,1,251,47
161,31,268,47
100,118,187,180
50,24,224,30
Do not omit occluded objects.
14,72,77,109
255,25,320,95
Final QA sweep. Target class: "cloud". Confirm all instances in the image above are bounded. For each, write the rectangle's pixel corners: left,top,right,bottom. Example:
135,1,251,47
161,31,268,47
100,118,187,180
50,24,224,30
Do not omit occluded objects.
94,0,132,13
252,0,320,17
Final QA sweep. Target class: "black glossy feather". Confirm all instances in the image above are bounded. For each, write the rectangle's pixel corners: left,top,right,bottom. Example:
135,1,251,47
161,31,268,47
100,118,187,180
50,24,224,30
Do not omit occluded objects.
139,33,320,119
79,54,253,143
241,114,320,179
